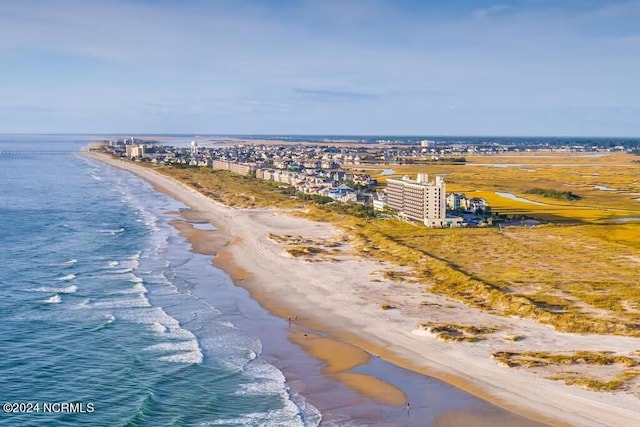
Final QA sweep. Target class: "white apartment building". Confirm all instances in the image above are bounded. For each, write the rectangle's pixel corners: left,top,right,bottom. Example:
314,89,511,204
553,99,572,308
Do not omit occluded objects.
125,144,146,159
386,173,447,227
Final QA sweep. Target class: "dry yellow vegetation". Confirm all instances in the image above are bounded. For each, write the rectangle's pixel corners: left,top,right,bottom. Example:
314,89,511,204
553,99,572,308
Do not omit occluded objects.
145,153,640,337
491,350,640,392
360,152,640,223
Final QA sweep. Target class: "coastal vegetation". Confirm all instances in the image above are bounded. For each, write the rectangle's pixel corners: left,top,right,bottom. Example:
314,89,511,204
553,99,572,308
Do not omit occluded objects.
523,188,581,200
268,233,344,261
418,322,498,342
158,166,300,208
146,153,640,337
491,350,640,391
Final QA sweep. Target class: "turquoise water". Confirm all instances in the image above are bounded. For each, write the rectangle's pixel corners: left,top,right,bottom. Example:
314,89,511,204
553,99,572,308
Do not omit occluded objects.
0,136,320,426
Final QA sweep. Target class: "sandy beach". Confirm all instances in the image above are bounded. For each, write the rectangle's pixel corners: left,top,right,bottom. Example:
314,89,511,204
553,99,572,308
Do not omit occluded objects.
84,152,640,426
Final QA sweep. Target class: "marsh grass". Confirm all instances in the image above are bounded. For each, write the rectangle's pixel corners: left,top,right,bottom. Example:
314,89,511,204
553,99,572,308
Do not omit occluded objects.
148,158,640,337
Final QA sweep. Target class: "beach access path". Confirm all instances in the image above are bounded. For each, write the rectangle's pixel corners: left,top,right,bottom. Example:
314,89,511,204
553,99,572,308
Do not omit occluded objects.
84,152,640,427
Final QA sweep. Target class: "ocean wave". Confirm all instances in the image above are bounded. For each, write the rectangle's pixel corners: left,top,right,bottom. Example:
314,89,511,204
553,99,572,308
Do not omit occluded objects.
157,351,203,364
204,407,314,427
91,294,151,309
129,275,144,284
235,361,289,396
43,295,61,304
148,322,167,334
29,284,78,294
145,340,200,353
57,273,76,281
124,392,156,426
73,298,90,309
99,227,125,235
88,314,116,333
109,282,146,295
232,361,322,426
64,259,78,265
117,307,180,329
146,340,203,364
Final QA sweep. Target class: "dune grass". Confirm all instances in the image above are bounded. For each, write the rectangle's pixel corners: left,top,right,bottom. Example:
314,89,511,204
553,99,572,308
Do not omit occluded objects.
492,350,640,391
419,322,498,342
158,166,302,209
145,156,640,337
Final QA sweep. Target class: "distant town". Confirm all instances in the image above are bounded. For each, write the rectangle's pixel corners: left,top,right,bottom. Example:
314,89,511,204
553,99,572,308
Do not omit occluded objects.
98,136,639,228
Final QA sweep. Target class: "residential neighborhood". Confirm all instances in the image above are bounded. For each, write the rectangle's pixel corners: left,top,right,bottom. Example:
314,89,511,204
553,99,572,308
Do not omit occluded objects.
101,137,557,228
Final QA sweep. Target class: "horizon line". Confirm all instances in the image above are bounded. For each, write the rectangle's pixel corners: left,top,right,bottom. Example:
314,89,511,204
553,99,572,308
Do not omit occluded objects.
1,133,639,140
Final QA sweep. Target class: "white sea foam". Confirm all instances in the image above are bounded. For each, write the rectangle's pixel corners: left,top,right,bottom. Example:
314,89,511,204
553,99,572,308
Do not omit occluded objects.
57,273,76,281
91,294,151,309
43,295,61,304
107,282,146,295
30,284,77,293
107,261,119,267
149,322,167,334
206,333,312,423
204,406,312,427
146,340,200,353
64,259,78,265
99,227,125,235
235,361,289,396
157,351,203,364
146,339,204,364
75,298,90,309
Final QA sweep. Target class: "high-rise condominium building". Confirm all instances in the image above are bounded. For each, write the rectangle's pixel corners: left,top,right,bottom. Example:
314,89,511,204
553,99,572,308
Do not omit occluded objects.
386,173,447,227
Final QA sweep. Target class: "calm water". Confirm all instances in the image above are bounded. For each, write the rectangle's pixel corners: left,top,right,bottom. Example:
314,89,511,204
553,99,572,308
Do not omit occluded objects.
0,136,320,426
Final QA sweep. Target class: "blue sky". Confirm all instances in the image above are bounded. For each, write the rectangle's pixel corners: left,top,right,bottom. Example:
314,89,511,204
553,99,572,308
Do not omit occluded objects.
1,0,639,136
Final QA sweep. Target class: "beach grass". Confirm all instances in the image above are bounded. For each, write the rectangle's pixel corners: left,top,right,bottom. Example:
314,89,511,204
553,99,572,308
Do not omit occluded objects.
491,350,640,391
419,322,498,342
146,154,640,337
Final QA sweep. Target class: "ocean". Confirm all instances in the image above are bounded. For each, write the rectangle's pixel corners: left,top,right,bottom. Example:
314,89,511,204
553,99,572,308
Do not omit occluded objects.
0,135,321,426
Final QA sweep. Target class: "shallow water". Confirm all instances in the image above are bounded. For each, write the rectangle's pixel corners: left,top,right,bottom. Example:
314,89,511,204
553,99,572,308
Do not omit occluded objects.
495,191,548,205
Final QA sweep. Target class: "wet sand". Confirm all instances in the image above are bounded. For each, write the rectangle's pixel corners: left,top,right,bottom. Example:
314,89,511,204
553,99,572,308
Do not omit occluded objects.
82,152,560,425
172,216,546,426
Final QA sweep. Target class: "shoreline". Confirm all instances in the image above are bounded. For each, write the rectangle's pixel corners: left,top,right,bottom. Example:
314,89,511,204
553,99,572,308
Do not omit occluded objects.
83,151,639,426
